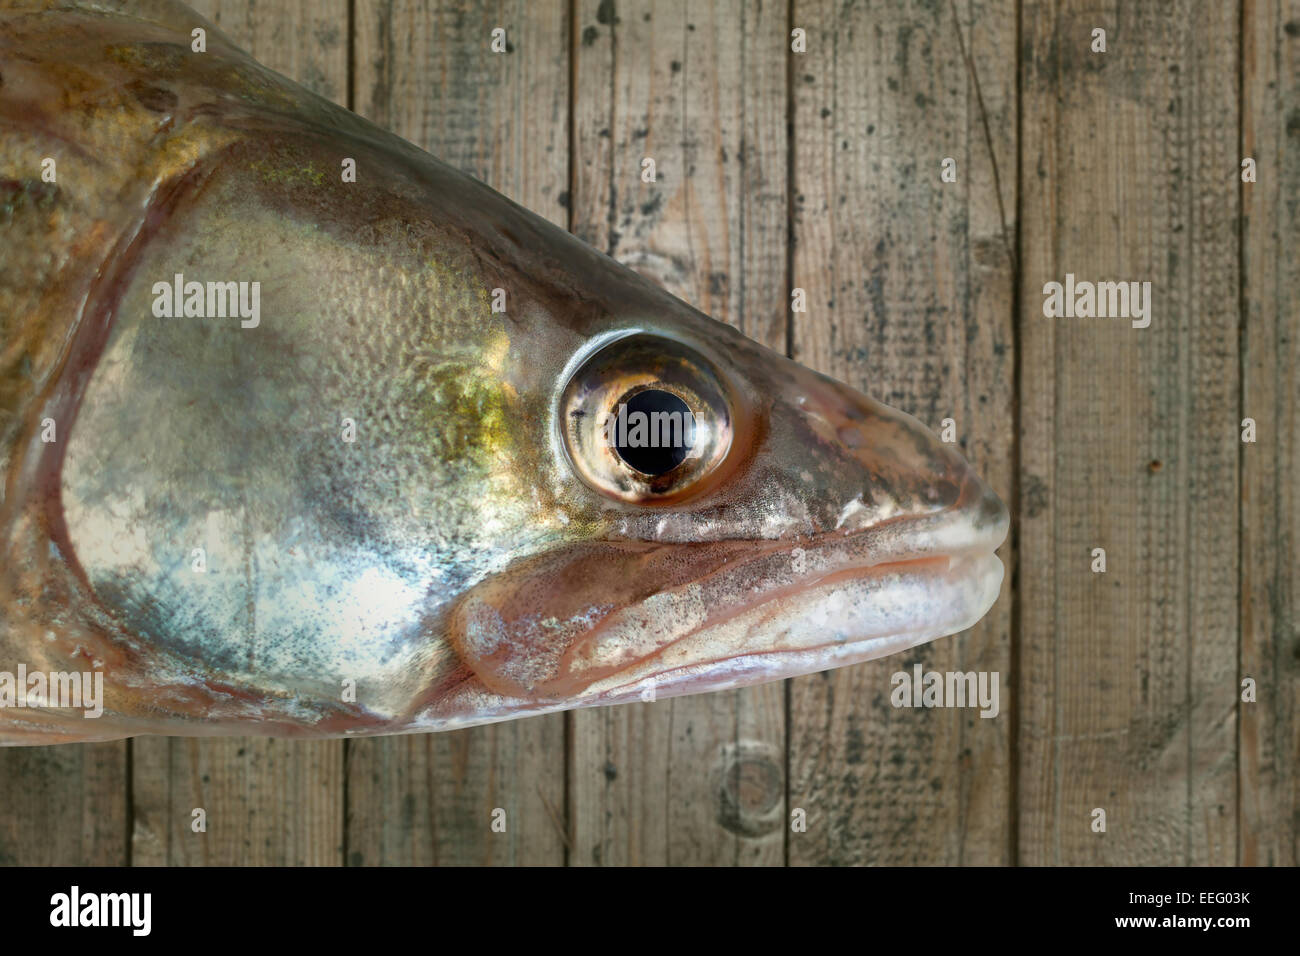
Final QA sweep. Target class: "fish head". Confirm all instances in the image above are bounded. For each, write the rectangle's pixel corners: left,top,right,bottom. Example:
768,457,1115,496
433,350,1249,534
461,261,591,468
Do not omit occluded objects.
442,316,1007,719
48,114,1006,732
13,8,1007,736
431,211,1010,718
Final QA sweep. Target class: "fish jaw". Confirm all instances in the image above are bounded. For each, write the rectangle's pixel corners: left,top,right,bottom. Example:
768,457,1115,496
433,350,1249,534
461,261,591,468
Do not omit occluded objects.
588,553,1005,705
585,486,1007,704
446,465,1008,712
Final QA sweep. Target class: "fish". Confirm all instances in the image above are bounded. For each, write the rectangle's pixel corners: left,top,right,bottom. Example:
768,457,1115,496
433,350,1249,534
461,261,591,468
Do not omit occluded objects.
0,0,1008,744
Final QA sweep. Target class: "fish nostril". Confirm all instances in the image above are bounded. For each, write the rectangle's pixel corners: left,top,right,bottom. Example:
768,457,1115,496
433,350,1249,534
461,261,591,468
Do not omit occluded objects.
982,486,1010,530
961,476,1009,538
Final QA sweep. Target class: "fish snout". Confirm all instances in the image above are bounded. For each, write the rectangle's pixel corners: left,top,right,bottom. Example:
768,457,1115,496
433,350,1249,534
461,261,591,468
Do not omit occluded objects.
921,464,1010,562
758,356,995,539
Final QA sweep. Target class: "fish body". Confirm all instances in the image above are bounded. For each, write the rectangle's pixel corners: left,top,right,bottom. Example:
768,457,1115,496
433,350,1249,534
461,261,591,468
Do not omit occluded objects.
0,0,1007,743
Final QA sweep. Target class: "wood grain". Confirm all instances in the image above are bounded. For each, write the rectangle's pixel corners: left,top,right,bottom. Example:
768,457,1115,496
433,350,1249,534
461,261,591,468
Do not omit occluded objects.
132,736,342,865
0,742,126,865
567,0,789,866
126,0,351,867
787,0,1017,865
1017,0,1240,864
345,0,569,865
1240,0,1299,867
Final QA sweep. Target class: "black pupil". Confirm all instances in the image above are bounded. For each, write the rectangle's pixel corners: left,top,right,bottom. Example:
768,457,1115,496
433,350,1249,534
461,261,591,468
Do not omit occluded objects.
611,389,697,476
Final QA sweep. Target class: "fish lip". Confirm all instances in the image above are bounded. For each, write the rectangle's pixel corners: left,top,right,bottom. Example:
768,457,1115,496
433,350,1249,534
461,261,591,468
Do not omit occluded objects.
587,548,1006,702
569,480,1009,702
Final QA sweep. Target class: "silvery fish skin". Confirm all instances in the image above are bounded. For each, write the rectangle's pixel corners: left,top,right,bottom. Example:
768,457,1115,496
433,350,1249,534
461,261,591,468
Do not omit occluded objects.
0,0,1008,744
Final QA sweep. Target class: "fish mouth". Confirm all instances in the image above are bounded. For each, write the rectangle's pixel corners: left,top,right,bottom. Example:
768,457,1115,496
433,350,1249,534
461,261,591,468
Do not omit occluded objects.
588,548,1005,704
578,483,1007,703
449,471,1008,706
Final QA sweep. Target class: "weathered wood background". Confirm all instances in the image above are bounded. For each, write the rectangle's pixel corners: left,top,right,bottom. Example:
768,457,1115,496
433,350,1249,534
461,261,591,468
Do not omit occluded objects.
1,0,1295,866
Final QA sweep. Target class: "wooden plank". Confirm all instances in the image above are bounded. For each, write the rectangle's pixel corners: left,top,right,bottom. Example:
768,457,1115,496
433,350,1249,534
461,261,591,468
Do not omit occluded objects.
567,0,789,866
130,0,349,867
193,0,350,103
0,742,127,865
1239,0,1299,867
1017,0,1240,864
345,0,569,866
131,737,343,865
786,0,1017,864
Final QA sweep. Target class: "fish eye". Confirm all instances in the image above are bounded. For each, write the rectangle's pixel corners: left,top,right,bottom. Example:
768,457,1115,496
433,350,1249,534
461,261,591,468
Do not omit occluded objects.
612,387,695,476
560,333,739,504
